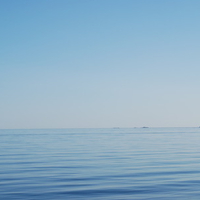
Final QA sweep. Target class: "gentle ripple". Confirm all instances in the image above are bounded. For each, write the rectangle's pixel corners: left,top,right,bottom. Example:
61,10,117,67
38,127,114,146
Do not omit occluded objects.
1,128,200,199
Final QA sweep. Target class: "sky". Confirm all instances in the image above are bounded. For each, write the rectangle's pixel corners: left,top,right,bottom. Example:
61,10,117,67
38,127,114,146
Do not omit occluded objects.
1,0,200,129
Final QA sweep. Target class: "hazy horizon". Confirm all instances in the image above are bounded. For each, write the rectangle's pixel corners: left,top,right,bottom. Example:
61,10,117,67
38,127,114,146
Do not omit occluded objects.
1,126,200,131
1,0,200,129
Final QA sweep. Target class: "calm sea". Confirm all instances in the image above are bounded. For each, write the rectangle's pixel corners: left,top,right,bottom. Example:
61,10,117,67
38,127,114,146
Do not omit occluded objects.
1,128,200,200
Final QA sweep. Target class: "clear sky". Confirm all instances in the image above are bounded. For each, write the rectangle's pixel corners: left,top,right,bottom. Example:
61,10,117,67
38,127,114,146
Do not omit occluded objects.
1,0,200,129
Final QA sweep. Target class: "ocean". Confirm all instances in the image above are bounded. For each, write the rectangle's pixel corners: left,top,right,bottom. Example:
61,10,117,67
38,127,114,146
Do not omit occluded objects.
1,127,200,200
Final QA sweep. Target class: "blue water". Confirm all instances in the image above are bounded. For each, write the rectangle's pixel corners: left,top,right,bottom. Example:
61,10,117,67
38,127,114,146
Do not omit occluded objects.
1,128,200,200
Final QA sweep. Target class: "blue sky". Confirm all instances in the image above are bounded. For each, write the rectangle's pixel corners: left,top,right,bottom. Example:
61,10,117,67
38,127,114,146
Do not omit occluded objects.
1,0,200,128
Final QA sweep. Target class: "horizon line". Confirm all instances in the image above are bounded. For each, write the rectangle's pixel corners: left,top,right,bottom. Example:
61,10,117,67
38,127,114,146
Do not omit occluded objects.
0,126,200,130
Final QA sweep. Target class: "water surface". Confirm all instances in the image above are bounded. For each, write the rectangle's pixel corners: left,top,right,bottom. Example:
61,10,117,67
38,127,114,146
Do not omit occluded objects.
1,128,200,199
